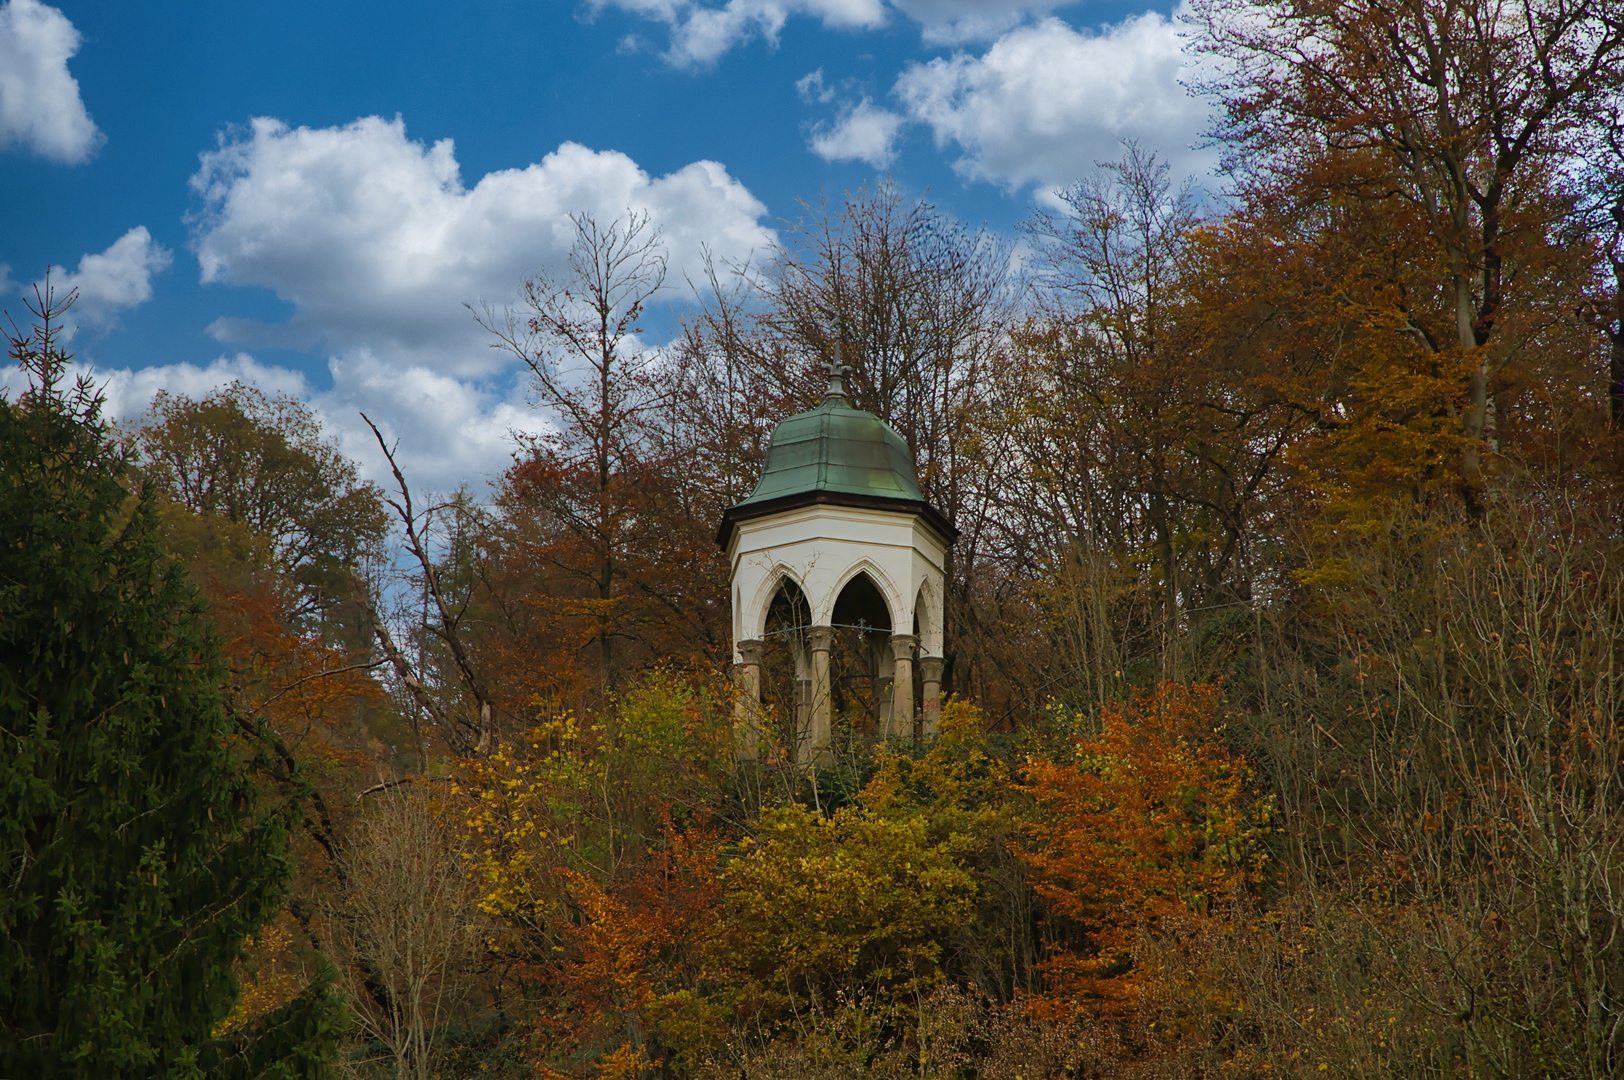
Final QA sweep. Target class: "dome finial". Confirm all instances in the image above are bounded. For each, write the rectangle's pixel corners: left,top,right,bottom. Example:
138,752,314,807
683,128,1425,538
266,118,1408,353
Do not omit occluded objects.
826,340,849,402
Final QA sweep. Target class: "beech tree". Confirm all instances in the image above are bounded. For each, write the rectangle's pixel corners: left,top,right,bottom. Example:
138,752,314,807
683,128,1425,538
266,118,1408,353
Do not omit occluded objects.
133,383,388,632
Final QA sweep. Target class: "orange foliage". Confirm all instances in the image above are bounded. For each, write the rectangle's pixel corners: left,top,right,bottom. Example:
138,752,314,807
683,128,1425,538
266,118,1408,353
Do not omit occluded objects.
205,575,381,772
158,502,383,770
484,450,730,722
1183,191,1471,520
537,829,727,1076
1021,683,1271,1018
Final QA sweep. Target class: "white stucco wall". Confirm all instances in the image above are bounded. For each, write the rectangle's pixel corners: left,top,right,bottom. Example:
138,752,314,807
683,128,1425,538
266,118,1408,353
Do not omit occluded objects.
727,503,948,660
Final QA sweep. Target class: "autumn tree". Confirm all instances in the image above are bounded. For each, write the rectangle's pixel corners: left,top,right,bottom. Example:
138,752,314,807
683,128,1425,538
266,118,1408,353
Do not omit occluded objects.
457,674,741,1075
1015,146,1211,691
133,383,387,633
482,211,719,702
1000,144,1322,712
858,701,1039,998
761,182,1014,517
128,385,400,898
1196,0,1624,510
1021,683,1271,1024
331,782,475,1080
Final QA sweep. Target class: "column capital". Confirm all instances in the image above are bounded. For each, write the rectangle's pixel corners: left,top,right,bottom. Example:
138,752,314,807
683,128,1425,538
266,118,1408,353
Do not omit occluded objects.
919,655,944,681
736,638,765,666
889,633,919,661
807,625,835,652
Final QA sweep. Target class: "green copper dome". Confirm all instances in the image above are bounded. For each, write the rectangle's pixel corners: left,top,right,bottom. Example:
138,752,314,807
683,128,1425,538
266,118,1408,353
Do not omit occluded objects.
739,395,923,506
715,366,957,549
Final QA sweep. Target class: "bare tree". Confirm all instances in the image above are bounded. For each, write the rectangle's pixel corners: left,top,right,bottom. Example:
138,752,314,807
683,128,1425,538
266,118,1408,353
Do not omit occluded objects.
361,416,498,756
1576,103,1624,429
1231,490,1624,1078
1021,144,1210,685
676,182,1018,700
331,781,475,1080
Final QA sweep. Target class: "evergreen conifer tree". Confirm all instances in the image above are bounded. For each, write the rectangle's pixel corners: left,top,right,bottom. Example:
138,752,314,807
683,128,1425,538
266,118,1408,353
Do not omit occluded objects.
0,286,343,1078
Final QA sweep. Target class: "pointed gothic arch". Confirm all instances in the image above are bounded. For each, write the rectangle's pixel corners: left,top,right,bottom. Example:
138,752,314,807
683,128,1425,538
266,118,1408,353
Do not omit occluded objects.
827,559,902,632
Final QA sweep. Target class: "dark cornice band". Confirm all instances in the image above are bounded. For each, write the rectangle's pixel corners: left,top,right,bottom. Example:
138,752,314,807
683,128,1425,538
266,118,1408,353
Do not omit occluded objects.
716,489,959,550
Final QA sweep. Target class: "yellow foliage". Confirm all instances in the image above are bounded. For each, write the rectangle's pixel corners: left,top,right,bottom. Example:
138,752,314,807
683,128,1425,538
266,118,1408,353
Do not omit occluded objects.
860,700,1010,828
215,914,306,1037
458,672,735,943
722,801,977,1013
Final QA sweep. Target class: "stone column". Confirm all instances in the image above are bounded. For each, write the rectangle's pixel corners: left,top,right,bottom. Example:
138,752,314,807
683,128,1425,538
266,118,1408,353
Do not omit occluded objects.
805,626,835,767
889,633,918,739
920,655,944,736
733,639,764,759
870,635,892,729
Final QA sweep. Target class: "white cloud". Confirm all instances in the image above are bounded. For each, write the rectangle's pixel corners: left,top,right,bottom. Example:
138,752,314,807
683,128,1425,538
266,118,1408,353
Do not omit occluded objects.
796,68,836,104
590,0,1079,63
157,114,774,490
1,351,308,431
894,9,1215,195
46,227,173,324
189,115,773,378
808,98,904,168
316,353,549,491
0,349,545,492
889,0,1077,44
7,112,771,492
96,354,313,419
0,0,101,163
588,0,886,67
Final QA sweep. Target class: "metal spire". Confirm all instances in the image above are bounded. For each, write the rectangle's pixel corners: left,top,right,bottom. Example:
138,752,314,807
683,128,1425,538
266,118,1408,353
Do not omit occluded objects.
826,340,849,402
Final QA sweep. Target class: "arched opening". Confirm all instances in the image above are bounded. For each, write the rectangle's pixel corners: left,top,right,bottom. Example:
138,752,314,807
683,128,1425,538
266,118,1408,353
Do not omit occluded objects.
828,571,895,741
759,577,811,760
914,583,941,654
832,572,893,634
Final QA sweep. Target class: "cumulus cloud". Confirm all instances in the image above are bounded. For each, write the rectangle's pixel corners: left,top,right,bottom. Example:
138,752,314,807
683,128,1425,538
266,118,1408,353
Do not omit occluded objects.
45,227,173,323
889,0,1078,44
95,353,312,418
159,114,774,489
0,351,305,435
0,348,546,492
189,115,773,377
893,10,1214,195
0,0,101,163
808,98,904,168
591,0,1081,62
588,0,886,67
317,353,549,490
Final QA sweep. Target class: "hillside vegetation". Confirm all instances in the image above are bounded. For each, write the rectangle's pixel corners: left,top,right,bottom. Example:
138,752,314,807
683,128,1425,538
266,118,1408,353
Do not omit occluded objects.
4,0,1624,1076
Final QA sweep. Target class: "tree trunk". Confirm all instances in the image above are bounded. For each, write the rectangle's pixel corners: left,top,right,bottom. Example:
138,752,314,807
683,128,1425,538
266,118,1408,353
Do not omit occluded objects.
1611,256,1624,429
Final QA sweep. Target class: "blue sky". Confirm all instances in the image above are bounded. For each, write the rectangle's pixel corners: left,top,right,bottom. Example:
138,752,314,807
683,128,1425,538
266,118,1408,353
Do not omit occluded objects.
1,0,1208,488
